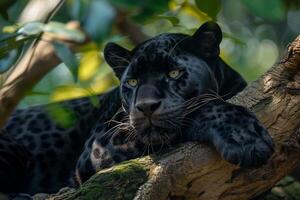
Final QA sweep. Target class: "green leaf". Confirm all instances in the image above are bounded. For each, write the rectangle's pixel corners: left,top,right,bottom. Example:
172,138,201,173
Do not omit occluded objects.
0,33,35,73
17,22,44,36
67,0,90,21
0,48,19,73
27,90,50,96
84,87,100,107
52,42,79,82
44,21,85,42
81,0,115,43
241,0,285,21
156,14,180,26
111,0,169,23
0,32,19,44
195,0,221,20
3,24,19,33
46,104,76,128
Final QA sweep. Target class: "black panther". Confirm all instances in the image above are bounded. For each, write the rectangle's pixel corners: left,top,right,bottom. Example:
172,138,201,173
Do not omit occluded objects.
75,22,274,183
0,21,274,195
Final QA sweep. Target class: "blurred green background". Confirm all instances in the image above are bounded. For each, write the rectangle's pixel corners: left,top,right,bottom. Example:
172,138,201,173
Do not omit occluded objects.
0,0,299,108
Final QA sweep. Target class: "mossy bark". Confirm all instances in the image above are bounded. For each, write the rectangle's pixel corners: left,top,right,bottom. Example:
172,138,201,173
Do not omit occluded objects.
48,158,153,200
262,176,300,200
70,159,151,200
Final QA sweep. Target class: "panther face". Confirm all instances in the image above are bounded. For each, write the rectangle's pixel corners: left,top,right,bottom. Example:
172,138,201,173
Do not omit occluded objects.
104,22,222,145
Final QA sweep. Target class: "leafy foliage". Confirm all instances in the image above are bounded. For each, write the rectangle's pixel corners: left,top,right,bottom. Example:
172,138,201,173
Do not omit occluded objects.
195,0,221,20
46,103,76,128
241,0,285,21
0,0,298,110
52,42,79,82
111,0,170,22
0,33,35,73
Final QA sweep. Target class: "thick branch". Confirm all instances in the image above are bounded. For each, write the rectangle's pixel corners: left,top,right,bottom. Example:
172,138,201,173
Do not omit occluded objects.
50,35,300,200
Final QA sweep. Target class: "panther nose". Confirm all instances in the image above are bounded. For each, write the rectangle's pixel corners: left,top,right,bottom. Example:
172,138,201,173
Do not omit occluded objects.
136,100,161,117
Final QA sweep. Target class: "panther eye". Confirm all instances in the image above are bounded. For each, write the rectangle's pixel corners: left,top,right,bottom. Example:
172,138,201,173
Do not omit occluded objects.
127,79,138,87
168,69,181,79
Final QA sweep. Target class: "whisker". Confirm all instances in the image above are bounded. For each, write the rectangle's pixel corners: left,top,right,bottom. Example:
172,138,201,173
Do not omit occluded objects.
109,52,130,64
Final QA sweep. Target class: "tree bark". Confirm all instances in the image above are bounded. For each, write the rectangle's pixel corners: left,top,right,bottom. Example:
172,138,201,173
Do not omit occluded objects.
115,9,148,45
47,35,300,200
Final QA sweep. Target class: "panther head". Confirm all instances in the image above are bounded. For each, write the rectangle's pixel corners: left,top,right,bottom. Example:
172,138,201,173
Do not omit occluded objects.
104,22,224,145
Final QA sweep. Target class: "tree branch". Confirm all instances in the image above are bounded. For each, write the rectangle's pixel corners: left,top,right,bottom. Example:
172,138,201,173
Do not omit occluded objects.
0,22,86,128
0,9,147,128
50,35,300,200
115,10,149,45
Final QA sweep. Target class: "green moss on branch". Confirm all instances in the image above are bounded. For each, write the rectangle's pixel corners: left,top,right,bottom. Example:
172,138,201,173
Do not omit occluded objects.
66,159,152,200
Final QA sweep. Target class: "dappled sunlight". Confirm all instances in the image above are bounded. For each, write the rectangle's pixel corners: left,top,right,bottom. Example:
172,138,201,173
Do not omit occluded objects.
50,85,94,102
89,71,119,93
50,64,118,102
78,50,102,82
256,39,279,70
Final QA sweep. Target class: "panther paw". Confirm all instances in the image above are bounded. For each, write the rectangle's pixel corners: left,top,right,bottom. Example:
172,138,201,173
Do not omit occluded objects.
220,139,274,168
216,124,274,168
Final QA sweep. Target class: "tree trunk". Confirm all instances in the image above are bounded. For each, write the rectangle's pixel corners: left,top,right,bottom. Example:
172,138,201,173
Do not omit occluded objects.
46,35,300,200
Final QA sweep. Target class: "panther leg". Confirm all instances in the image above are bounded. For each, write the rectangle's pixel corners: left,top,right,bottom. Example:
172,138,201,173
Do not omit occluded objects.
75,124,141,184
75,135,99,185
0,130,31,193
186,100,274,168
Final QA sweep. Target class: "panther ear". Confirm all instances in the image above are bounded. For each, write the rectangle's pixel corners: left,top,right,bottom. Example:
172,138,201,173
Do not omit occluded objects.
104,42,131,78
192,21,222,58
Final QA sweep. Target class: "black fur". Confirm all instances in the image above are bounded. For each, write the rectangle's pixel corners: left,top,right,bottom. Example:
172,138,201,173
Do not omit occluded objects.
185,100,274,168
75,22,274,183
0,130,30,192
2,88,121,194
